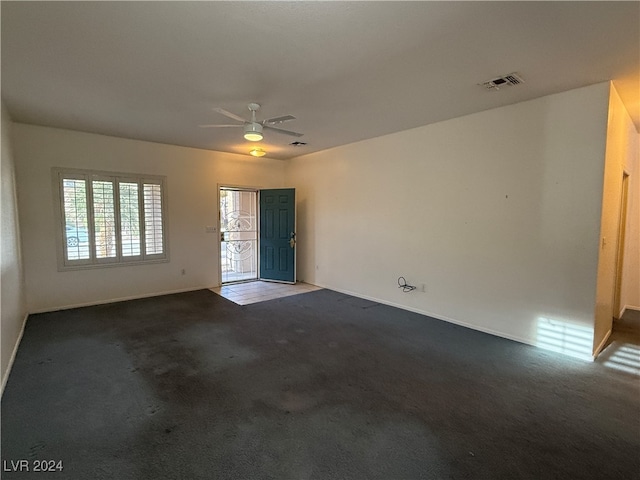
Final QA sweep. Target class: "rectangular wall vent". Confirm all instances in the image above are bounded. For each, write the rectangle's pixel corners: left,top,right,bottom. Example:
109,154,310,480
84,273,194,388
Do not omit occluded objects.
480,72,525,90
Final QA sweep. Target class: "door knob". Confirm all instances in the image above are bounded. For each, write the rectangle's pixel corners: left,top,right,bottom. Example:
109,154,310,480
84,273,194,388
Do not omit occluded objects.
289,232,296,249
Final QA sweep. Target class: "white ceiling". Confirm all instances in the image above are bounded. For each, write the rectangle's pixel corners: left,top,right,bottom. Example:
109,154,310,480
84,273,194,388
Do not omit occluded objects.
2,1,638,160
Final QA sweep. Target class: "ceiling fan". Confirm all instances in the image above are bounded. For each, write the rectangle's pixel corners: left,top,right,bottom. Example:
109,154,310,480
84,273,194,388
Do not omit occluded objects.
199,103,303,141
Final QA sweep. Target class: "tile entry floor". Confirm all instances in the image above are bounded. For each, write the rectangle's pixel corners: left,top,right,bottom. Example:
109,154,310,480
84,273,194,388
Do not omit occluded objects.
211,281,322,305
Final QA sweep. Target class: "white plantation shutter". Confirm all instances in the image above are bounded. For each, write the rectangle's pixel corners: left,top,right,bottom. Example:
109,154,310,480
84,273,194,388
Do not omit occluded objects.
119,182,141,257
62,177,91,261
92,179,117,259
143,183,164,256
54,169,167,269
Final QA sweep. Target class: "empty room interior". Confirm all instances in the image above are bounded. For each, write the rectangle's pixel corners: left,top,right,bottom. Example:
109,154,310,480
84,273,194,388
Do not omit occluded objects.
1,2,639,479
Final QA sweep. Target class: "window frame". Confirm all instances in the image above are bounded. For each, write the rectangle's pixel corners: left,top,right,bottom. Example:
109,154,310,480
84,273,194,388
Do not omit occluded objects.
53,167,169,271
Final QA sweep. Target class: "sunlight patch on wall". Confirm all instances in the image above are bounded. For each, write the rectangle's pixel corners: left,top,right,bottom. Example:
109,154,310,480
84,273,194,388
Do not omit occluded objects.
536,317,593,360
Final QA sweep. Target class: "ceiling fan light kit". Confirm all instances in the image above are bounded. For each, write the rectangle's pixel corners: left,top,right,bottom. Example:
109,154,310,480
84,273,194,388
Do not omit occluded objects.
244,123,263,141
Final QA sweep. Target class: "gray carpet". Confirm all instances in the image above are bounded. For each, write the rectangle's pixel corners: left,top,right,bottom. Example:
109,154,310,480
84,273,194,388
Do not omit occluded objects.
2,289,639,479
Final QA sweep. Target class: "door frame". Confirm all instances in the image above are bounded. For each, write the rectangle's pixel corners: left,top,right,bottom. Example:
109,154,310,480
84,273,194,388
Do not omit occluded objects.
613,171,630,319
217,184,260,286
216,184,296,286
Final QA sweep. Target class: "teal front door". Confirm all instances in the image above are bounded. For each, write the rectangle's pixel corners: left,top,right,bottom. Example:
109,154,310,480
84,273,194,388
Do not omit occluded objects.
259,188,295,283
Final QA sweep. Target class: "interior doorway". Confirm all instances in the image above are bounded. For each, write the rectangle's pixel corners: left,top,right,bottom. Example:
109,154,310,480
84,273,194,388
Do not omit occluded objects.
219,187,258,284
613,172,630,319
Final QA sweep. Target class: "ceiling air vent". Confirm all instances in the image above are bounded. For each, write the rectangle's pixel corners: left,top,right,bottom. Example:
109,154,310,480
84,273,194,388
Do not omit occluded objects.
479,72,525,90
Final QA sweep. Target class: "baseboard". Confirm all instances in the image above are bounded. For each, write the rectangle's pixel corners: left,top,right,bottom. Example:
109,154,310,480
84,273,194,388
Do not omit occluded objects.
1,312,29,397
619,305,640,318
28,286,213,314
315,283,544,353
592,328,612,359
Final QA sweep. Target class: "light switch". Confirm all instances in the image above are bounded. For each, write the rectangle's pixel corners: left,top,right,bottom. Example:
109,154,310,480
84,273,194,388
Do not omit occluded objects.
205,226,217,233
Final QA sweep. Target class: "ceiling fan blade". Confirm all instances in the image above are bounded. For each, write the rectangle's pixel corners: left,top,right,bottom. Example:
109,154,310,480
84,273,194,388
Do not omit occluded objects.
213,107,247,123
264,114,296,125
263,125,304,137
199,124,244,128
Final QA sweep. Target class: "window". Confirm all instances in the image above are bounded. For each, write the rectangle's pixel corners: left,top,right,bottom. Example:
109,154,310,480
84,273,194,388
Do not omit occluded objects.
54,168,168,269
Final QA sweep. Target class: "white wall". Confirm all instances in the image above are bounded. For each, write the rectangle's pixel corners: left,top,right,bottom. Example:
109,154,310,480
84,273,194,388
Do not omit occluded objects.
621,129,640,311
12,125,287,312
286,83,611,358
1,103,28,392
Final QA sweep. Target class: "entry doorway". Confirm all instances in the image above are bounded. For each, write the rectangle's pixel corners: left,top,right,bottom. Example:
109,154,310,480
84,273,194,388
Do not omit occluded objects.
219,186,297,285
219,187,258,284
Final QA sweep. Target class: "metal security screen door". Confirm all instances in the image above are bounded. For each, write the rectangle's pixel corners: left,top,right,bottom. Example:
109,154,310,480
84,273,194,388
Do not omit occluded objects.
259,188,296,283
220,187,258,284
